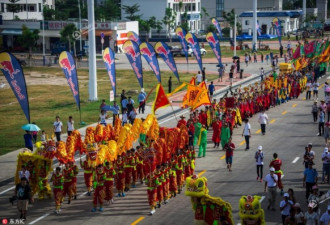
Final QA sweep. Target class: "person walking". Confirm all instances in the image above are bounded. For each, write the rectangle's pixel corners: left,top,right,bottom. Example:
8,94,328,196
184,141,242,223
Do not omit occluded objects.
258,110,269,135
15,177,33,220
254,52,257,63
112,101,120,126
212,117,221,148
311,101,318,122
50,167,63,214
265,54,269,65
304,203,318,225
53,116,63,142
23,131,33,151
242,118,251,150
270,153,284,195
280,193,294,225
306,80,312,100
260,52,264,63
198,125,207,158
218,66,224,82
202,67,206,81
303,162,318,200
280,45,284,58
224,137,235,172
208,81,215,99
168,76,172,93
304,143,315,168
321,147,330,184
196,71,202,85
255,146,264,182
245,54,249,66
312,81,319,100
264,167,278,211
318,108,325,136
221,122,231,150
138,89,146,114
320,206,330,225
236,58,240,73
260,67,265,81
67,116,74,136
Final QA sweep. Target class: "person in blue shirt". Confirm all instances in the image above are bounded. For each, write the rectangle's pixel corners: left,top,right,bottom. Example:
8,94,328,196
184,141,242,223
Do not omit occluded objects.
121,98,128,111
112,101,120,126
24,131,33,151
303,162,318,200
208,81,215,99
126,97,135,115
138,89,147,114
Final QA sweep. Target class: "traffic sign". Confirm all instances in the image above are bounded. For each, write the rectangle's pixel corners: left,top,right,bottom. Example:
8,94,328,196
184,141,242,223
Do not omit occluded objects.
101,32,105,39
101,38,104,44
72,31,81,40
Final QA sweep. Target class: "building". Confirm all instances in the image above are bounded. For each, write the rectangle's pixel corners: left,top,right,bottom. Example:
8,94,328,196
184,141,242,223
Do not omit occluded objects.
0,0,55,21
201,0,283,31
121,0,202,34
316,0,328,21
240,10,302,35
0,20,138,54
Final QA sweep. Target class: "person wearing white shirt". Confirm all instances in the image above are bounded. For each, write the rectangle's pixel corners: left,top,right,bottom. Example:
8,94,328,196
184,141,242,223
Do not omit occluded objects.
264,167,278,211
18,165,30,181
320,205,330,225
67,116,74,136
196,71,202,85
258,110,269,135
242,118,251,150
312,81,319,100
321,147,330,184
255,146,264,182
53,116,63,142
280,193,294,225
306,81,312,100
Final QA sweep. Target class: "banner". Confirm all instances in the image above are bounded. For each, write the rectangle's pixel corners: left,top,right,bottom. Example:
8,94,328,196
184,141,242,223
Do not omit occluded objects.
304,41,315,58
139,42,161,83
211,18,222,38
192,89,211,110
59,51,80,110
123,40,143,88
152,84,170,114
175,27,189,62
182,84,204,108
127,31,141,45
154,41,180,82
293,45,301,59
185,32,203,71
103,47,116,96
272,18,282,46
0,52,30,122
206,32,222,67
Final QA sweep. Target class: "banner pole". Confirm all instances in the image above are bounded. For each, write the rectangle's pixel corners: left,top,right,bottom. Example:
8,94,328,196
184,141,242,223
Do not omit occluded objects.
169,103,179,122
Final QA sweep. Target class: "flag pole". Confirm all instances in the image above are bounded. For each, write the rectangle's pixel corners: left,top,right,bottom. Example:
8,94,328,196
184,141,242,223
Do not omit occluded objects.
169,103,179,122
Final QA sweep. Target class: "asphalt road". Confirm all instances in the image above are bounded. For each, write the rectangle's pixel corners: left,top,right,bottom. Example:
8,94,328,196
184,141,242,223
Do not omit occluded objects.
0,76,329,225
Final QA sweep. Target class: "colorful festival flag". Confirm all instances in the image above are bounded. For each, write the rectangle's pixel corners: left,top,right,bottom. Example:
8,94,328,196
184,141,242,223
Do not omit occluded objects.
154,42,180,82
185,32,203,71
211,18,222,38
127,31,141,45
176,27,189,62
139,42,161,83
192,89,211,110
103,47,116,96
293,45,301,59
206,32,222,67
272,18,282,46
123,40,143,88
304,41,314,57
59,51,81,110
182,84,204,108
152,84,171,114
0,52,30,122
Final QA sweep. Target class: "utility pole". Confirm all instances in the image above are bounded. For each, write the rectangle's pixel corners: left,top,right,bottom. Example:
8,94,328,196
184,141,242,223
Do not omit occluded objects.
303,0,306,28
252,0,257,51
88,0,98,101
42,1,45,66
78,0,82,53
234,14,237,56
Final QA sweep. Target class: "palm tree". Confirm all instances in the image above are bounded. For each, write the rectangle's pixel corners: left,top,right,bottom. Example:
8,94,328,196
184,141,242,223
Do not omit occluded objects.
122,3,141,21
60,24,77,56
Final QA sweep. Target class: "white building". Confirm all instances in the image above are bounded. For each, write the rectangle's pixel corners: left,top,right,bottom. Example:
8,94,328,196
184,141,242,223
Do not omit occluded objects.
240,10,302,35
121,0,201,33
0,0,55,21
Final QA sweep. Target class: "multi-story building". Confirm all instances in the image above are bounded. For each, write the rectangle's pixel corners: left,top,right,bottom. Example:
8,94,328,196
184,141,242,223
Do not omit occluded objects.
0,0,55,21
121,0,202,34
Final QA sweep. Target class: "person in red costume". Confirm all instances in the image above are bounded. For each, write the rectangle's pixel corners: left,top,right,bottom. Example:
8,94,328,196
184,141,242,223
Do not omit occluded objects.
62,163,73,204
91,164,106,212
199,110,207,126
69,161,78,200
212,117,222,148
104,161,116,205
177,115,187,128
115,155,126,197
269,153,284,195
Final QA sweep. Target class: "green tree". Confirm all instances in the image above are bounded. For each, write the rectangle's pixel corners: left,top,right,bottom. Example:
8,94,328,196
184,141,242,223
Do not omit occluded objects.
223,9,242,34
43,5,55,20
17,25,40,66
6,0,20,20
139,16,162,42
181,11,190,32
178,1,183,25
60,24,77,55
95,0,121,21
122,3,141,21
206,24,216,33
283,0,316,9
200,7,209,19
162,8,177,42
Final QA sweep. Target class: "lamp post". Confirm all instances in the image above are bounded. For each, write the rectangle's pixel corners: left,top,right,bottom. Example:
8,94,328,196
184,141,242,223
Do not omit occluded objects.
88,0,97,101
252,0,257,51
234,14,237,56
42,0,45,66
78,0,82,54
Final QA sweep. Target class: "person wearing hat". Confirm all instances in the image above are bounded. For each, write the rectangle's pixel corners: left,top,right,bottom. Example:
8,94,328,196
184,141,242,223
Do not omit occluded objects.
138,89,146,114
91,164,106,212
293,203,304,225
212,117,222,148
319,205,330,225
303,161,318,200
264,167,278,211
255,146,264,182
270,153,284,194
177,115,187,128
321,147,330,183
304,202,318,225
280,193,294,225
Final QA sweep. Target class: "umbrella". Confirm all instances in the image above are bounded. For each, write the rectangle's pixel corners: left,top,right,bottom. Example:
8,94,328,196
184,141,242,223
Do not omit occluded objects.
232,56,240,60
21,124,41,132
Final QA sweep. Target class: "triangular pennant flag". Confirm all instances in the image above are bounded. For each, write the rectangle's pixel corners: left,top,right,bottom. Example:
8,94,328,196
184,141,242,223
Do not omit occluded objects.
152,84,171,114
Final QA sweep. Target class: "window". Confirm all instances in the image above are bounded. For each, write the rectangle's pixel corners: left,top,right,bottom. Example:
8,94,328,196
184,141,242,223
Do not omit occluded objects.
1,3,4,12
245,20,250,25
216,0,224,17
38,3,41,12
168,3,170,8
198,2,200,11
29,5,35,12
192,3,195,11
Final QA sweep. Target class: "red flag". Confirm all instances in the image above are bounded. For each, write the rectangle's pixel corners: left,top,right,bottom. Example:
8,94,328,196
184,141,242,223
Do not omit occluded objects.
152,84,171,114
293,45,301,59
304,41,314,57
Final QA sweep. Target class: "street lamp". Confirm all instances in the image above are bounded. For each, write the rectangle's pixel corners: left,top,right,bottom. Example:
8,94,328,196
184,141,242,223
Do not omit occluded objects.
78,0,82,54
234,14,237,56
41,0,45,66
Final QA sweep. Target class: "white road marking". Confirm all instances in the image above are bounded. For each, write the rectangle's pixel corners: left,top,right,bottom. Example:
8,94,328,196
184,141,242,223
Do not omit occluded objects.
158,110,188,124
28,213,50,225
79,191,88,197
259,196,265,203
292,157,300,163
75,155,86,162
0,186,15,195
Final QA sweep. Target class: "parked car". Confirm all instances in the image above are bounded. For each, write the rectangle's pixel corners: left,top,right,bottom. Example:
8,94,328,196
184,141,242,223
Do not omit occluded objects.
181,46,207,57
168,45,182,57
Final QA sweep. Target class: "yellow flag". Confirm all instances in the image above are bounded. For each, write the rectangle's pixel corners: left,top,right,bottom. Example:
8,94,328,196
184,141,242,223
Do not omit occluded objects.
192,89,211,110
182,84,204,108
